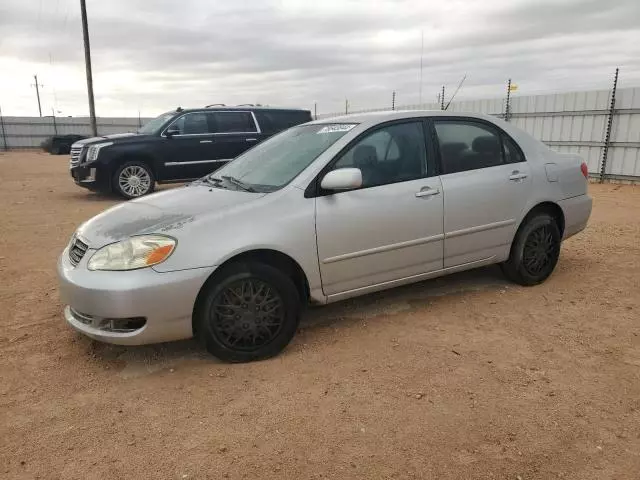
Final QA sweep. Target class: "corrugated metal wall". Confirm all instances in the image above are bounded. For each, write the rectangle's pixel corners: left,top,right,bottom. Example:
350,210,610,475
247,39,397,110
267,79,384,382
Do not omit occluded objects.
320,87,640,180
0,116,152,149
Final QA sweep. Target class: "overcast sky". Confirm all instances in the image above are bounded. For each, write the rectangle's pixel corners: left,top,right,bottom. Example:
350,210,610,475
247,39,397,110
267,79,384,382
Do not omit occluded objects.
0,0,638,118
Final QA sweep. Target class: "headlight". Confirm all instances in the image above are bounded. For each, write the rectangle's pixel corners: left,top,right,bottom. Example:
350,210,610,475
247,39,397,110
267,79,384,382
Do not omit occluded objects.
86,142,113,162
87,235,176,271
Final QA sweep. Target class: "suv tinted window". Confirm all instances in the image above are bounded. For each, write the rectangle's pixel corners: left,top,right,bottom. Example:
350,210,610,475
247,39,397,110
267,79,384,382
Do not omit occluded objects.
254,110,312,134
434,121,504,174
170,112,210,135
209,112,257,133
332,121,428,188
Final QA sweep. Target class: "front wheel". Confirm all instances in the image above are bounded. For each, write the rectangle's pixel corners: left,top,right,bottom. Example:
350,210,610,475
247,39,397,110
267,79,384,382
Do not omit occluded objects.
501,213,561,286
113,161,155,199
195,263,301,363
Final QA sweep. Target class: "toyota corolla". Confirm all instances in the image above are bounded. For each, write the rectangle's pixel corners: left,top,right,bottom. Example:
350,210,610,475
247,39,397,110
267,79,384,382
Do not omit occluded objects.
58,111,592,362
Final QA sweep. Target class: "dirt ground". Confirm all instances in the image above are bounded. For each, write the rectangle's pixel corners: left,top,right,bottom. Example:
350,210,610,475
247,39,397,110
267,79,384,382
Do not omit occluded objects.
1,151,639,480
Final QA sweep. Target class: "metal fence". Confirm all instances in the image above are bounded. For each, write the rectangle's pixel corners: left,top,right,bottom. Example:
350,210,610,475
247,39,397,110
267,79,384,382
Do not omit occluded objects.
319,86,640,182
0,116,152,150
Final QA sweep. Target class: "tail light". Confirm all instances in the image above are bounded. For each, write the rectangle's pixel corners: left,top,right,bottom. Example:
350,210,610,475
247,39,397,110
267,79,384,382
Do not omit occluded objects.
580,162,589,179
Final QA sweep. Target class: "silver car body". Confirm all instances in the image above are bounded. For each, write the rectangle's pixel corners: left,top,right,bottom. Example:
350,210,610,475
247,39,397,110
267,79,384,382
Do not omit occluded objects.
58,110,592,345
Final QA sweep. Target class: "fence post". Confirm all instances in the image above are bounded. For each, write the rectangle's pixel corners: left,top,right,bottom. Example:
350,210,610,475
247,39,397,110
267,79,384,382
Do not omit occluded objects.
505,79,512,122
600,67,619,183
0,105,8,151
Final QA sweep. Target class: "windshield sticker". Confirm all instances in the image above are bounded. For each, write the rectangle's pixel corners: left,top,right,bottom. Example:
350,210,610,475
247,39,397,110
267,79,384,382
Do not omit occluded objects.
317,124,357,134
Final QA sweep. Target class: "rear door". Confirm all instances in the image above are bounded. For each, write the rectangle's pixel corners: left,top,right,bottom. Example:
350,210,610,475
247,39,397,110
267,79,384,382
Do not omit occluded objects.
432,118,532,267
195,111,261,177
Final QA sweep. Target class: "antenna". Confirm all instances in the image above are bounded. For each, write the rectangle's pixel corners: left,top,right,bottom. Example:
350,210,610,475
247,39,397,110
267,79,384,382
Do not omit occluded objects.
418,30,424,105
444,74,467,110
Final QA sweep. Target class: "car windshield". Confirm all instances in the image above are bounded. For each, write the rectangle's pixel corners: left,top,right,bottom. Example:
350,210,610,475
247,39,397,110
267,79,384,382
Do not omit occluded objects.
210,123,357,192
137,112,175,135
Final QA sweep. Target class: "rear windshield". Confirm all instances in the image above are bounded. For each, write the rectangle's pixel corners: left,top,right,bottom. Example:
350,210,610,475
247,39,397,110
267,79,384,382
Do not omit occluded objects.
210,123,356,192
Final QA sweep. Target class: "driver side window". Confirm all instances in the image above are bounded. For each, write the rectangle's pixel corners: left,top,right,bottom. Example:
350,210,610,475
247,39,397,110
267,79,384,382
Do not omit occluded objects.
332,121,428,188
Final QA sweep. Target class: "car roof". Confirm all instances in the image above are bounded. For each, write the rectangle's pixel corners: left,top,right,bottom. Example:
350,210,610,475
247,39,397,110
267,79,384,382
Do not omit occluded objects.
178,106,311,114
308,110,501,128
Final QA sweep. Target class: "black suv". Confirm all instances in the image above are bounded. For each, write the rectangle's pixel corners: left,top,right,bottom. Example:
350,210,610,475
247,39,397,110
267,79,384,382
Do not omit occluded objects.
69,105,312,198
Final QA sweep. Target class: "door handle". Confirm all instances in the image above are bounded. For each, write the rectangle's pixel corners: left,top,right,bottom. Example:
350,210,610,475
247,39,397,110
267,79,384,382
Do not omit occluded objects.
199,140,213,144
509,171,528,181
415,187,440,198
246,138,258,142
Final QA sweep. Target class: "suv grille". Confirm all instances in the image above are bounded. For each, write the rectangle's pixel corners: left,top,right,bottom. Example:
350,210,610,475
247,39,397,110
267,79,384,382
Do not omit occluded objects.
70,146,83,168
68,237,89,266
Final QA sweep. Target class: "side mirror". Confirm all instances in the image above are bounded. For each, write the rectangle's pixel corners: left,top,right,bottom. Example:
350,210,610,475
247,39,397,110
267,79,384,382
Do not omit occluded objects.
165,126,180,137
320,168,362,191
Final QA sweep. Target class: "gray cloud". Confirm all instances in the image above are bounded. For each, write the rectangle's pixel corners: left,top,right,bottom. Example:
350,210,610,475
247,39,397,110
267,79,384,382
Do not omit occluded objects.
0,0,638,116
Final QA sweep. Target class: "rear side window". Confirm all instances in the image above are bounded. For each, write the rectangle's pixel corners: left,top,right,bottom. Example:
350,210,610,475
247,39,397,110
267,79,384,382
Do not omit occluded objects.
208,112,257,133
170,113,210,135
503,134,525,164
254,110,312,135
434,121,504,174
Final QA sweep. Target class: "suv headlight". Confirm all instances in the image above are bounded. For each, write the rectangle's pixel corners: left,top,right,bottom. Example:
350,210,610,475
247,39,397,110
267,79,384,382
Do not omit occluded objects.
86,141,113,162
87,235,176,271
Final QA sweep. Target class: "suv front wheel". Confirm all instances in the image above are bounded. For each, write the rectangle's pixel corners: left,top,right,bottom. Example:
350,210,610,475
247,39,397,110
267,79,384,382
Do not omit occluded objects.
113,161,155,199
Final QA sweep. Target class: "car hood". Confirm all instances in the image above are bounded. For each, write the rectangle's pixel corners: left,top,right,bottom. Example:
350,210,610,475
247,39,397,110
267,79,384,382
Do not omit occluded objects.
76,184,266,248
72,133,147,147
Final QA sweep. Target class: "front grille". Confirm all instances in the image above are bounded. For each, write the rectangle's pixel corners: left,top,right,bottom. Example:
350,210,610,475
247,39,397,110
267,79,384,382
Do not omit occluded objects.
68,237,89,266
70,146,83,168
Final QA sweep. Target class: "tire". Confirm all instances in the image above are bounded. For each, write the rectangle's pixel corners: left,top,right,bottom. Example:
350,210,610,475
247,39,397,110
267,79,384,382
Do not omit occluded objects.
195,262,301,363
501,213,561,286
113,161,155,199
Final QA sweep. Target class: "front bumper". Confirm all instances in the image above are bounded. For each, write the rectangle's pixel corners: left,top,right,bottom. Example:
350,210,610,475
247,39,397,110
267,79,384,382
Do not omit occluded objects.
70,164,109,191
57,245,216,345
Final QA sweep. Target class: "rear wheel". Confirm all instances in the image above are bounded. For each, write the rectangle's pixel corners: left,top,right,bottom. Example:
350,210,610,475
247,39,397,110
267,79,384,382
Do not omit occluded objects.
113,161,155,199
195,263,301,363
501,213,561,286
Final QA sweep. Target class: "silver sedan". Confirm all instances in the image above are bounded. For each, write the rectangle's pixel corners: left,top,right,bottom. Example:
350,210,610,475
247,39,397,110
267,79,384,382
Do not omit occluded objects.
58,111,592,362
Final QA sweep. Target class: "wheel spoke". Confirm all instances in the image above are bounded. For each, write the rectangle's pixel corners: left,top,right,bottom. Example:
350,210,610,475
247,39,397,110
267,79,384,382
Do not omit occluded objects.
209,278,285,352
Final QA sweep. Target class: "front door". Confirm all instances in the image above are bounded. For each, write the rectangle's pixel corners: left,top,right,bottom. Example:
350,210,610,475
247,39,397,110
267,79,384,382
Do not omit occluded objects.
315,120,444,297
432,118,533,268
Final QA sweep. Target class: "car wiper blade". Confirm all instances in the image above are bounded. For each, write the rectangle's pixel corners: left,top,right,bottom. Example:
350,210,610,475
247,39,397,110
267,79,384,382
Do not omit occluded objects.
221,175,256,192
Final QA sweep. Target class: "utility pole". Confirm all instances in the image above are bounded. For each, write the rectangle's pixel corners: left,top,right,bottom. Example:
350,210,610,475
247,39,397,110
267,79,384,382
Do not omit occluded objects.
392,91,396,111
505,78,512,122
440,85,445,110
314,102,317,120
345,99,349,115
51,108,58,135
80,0,98,137
32,74,43,117
0,105,8,151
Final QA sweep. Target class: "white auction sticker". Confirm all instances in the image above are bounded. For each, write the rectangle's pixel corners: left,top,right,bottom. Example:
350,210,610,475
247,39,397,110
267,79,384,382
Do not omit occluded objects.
317,124,357,134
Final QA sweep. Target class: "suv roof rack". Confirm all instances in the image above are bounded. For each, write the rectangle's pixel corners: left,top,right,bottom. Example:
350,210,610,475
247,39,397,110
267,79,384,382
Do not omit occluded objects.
205,103,226,107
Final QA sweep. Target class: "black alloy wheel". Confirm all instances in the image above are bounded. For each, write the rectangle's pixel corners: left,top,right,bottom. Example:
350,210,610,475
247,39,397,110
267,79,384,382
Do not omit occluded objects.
501,213,561,286
196,263,301,362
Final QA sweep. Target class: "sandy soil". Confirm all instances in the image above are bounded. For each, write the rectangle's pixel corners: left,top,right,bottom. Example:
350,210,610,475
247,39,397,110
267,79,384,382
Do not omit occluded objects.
1,151,639,480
